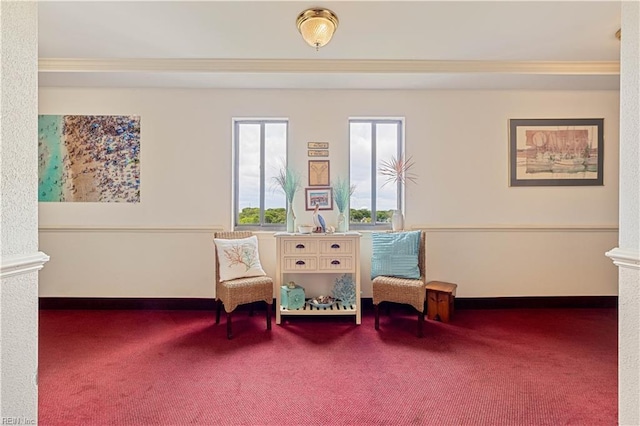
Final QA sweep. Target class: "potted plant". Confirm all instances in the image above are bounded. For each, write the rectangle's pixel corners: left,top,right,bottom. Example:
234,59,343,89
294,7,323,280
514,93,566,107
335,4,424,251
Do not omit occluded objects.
378,155,417,231
273,166,302,233
332,176,356,233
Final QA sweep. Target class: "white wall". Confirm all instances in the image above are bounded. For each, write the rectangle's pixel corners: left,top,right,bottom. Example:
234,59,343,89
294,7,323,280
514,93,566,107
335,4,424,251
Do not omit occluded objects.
38,88,619,298
0,1,40,421
614,2,640,424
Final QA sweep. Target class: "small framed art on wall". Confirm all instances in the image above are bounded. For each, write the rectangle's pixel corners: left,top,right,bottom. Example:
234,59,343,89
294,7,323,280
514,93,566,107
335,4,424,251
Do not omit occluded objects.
305,187,333,210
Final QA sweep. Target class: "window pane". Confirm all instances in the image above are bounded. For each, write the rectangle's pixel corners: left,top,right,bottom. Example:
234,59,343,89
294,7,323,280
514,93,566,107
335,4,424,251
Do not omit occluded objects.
237,124,260,224
264,123,287,224
350,122,372,224
376,123,399,223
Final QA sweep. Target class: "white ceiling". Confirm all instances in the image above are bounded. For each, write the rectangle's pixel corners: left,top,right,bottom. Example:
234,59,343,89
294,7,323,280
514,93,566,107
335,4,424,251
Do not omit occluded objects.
38,1,623,90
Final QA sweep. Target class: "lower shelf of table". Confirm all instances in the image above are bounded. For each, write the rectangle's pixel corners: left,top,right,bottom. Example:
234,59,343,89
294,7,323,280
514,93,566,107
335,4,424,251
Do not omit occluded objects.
280,303,357,315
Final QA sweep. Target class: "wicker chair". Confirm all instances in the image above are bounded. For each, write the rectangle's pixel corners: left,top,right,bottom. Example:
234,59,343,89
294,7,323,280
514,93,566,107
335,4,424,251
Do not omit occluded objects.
372,230,426,337
214,231,273,339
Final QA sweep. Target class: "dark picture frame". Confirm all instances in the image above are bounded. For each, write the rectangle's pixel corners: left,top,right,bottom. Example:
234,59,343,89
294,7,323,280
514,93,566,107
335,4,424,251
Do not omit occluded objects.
305,187,333,211
308,160,330,186
509,118,604,187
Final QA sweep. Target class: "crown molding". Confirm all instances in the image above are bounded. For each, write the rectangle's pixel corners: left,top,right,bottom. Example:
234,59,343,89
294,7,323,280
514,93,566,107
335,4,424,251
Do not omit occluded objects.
38,58,620,75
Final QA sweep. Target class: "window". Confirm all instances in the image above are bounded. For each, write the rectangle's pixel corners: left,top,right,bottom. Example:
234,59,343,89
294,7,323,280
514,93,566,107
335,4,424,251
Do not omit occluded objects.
234,119,288,229
349,118,404,227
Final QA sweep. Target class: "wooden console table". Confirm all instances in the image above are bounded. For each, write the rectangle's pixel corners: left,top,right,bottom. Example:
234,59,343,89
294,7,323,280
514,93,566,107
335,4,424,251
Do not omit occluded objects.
274,232,362,324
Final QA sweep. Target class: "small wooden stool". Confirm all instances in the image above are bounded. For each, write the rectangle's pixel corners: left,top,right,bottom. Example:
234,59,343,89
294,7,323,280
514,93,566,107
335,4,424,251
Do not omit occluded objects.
426,281,457,323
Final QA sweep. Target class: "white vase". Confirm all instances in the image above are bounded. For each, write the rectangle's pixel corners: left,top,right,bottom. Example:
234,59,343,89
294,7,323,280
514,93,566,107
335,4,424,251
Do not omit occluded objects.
337,211,347,233
286,202,295,233
391,209,404,231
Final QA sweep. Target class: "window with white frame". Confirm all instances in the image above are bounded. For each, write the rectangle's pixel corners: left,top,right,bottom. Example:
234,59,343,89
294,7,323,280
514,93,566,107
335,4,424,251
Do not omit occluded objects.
349,118,404,227
233,119,288,228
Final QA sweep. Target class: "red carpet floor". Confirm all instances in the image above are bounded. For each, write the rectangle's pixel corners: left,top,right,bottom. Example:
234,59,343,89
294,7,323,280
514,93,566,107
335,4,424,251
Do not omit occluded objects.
39,307,617,425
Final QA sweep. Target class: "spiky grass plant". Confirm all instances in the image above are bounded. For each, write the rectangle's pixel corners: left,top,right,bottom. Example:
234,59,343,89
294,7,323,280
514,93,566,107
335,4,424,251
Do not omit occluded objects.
332,177,356,213
378,155,417,187
272,166,302,204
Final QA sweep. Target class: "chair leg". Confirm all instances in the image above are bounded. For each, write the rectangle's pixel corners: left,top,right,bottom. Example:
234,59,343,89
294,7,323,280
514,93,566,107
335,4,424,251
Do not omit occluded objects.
417,310,424,338
227,312,233,339
215,299,222,324
266,302,272,330
374,304,380,330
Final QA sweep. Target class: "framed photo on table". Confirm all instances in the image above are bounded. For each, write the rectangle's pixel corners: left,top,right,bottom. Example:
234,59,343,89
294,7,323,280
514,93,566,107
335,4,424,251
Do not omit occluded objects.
308,160,330,186
509,118,604,187
305,187,333,211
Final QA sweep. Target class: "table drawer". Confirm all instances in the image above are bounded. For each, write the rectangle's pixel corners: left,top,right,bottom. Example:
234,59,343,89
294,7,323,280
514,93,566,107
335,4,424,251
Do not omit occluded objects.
319,239,353,254
283,240,318,255
282,257,318,271
319,256,353,271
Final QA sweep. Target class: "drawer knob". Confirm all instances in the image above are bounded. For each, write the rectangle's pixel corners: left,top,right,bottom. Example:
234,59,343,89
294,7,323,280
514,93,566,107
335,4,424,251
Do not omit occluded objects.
295,244,305,249
331,260,341,265
295,260,306,265
331,244,340,249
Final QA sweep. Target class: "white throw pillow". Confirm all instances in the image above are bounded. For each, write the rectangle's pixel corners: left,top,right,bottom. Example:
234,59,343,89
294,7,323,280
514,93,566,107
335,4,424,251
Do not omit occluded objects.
214,235,267,282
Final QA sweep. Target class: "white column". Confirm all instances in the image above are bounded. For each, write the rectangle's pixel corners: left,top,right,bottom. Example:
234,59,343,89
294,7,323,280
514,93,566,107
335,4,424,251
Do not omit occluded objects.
605,2,640,425
0,1,46,422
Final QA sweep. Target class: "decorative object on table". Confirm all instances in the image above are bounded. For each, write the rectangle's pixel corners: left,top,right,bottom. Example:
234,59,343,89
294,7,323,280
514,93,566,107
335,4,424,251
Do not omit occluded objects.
298,224,314,234
509,118,604,187
308,160,330,186
332,274,356,308
312,204,326,233
273,166,302,233
378,154,417,231
337,213,347,233
391,210,404,232
307,142,329,149
281,283,306,310
305,187,332,211
308,295,336,308
332,176,356,233
308,149,329,157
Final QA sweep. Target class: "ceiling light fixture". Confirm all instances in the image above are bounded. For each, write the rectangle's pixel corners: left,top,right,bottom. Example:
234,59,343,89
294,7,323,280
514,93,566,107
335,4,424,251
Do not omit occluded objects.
616,29,621,40
296,8,339,50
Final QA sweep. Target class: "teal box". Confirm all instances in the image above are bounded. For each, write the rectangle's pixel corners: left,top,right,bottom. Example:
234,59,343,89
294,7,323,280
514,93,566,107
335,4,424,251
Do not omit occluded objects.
281,285,305,310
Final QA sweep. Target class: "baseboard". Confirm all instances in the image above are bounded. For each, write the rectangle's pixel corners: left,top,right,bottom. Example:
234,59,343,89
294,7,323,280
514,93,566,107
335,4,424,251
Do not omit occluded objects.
39,296,617,310
454,296,617,309
39,297,217,310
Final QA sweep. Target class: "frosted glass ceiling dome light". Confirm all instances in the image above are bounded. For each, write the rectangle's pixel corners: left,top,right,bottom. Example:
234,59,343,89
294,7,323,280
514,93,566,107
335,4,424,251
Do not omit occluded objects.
296,8,339,50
